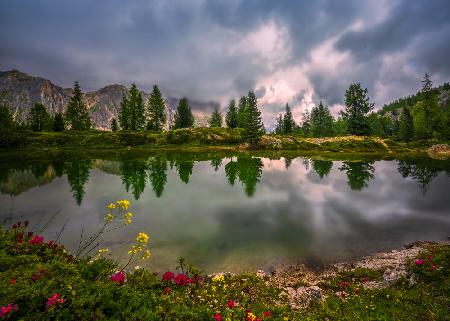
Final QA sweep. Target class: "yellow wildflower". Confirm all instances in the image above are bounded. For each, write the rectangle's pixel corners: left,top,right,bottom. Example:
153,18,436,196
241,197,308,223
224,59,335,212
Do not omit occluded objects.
104,213,114,222
98,248,109,253
117,200,130,210
212,274,224,282
136,232,149,245
124,212,133,225
107,203,116,210
247,312,256,321
141,249,151,259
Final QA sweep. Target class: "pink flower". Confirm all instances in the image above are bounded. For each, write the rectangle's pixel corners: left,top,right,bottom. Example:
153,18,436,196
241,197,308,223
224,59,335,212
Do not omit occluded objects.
162,271,175,282
431,264,437,271
0,304,18,318
213,313,223,321
46,293,65,309
263,311,271,317
111,271,126,285
29,235,44,245
174,273,191,286
415,259,425,265
10,278,16,285
339,281,350,288
227,300,235,309
164,287,171,295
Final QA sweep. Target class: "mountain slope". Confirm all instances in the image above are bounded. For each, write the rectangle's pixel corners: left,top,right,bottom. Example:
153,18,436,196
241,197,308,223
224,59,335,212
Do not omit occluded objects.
0,70,219,129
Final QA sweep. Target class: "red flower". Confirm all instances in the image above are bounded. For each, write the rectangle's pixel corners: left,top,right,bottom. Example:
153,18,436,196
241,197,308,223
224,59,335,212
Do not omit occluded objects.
428,255,433,261
12,223,18,229
362,276,369,283
10,278,16,285
162,271,175,282
227,300,235,309
431,264,437,271
263,311,271,317
339,281,350,288
27,232,33,238
111,271,126,285
164,287,171,295
24,221,29,227
46,293,65,309
213,313,223,321
0,304,18,318
415,259,425,265
29,235,44,245
174,273,191,286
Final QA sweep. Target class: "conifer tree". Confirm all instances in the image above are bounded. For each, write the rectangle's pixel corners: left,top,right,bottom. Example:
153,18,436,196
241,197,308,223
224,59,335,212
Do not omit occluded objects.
128,84,145,131
119,95,129,130
282,103,295,134
237,96,248,128
301,109,311,137
64,81,91,130
225,100,238,128
209,107,222,127
398,107,413,141
243,91,264,146
0,94,14,133
28,102,51,132
274,114,284,134
173,98,194,129
53,112,65,132
341,83,374,136
310,101,334,137
147,85,166,131
111,118,118,132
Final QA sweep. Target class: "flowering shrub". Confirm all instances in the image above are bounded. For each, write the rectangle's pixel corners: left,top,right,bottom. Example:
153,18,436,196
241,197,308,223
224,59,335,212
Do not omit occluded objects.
0,304,18,318
111,271,126,285
46,293,65,309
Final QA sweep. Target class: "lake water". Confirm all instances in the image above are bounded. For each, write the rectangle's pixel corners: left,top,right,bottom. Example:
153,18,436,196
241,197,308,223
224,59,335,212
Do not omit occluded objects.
1,151,449,273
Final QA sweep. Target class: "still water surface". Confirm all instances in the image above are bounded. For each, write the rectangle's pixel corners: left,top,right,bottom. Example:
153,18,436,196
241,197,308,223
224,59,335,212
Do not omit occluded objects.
1,152,449,273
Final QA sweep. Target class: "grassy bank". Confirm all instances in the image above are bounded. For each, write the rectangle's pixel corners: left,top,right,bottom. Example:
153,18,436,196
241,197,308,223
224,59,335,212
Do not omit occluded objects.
0,128,444,154
1,222,449,320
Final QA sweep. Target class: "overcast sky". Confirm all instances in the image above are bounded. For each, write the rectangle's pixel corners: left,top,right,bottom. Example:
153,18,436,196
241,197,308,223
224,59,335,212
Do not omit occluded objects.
1,0,449,127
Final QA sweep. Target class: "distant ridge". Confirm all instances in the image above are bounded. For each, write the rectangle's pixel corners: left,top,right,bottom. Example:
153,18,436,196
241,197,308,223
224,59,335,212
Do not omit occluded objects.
0,69,219,129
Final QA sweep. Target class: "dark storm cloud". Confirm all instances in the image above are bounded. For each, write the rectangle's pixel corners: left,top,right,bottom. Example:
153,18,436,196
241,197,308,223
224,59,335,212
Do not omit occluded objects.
0,0,449,114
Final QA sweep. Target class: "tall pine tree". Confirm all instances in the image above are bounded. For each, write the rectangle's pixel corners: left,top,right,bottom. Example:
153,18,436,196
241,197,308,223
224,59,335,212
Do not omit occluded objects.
243,91,264,146
209,107,222,127
119,94,129,130
65,81,91,130
53,112,65,132
341,83,374,136
237,96,248,128
147,85,166,131
225,100,238,128
310,101,334,137
398,106,413,141
274,114,284,134
173,98,194,129
28,102,51,132
128,84,145,131
282,103,295,134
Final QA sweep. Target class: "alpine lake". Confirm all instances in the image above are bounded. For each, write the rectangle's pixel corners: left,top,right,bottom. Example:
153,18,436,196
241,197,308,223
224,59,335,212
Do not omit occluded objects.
1,150,449,274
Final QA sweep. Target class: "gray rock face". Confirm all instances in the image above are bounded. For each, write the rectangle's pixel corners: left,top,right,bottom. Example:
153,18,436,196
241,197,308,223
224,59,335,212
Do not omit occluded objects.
0,69,219,129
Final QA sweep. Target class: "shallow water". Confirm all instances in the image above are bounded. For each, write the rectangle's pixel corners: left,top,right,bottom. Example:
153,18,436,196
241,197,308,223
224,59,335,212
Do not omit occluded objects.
1,152,449,273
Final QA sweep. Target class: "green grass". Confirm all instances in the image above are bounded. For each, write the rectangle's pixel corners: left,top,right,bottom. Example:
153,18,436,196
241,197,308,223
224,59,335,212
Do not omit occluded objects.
1,128,445,154
1,223,449,320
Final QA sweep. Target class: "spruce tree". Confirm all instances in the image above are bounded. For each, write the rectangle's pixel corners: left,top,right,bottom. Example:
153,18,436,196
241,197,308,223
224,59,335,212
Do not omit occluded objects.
274,114,284,134
28,102,51,132
341,83,374,136
243,91,264,146
301,109,311,137
173,98,194,129
237,96,248,128
0,95,14,133
398,107,413,141
225,100,238,128
128,84,145,131
209,107,222,127
310,101,334,137
53,112,65,132
64,81,91,130
420,73,438,137
111,118,118,132
282,103,295,134
147,85,166,131
119,94,129,130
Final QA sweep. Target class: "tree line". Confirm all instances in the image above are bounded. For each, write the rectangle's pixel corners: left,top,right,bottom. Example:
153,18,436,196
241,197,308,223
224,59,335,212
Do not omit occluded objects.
1,73,449,143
